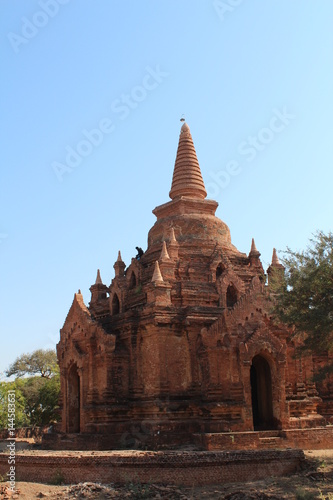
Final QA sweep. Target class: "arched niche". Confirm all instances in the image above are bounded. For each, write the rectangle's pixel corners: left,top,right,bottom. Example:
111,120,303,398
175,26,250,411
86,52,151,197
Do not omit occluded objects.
226,284,238,308
112,293,120,315
67,363,80,433
129,271,137,289
250,355,276,430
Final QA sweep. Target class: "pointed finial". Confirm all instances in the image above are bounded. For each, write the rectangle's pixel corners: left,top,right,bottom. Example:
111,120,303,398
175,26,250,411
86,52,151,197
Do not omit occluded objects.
251,238,258,253
78,289,81,294
151,261,164,283
272,248,281,266
169,122,207,200
180,122,190,133
95,269,102,284
160,241,170,261
249,238,260,257
267,247,285,277
180,114,185,122
114,250,126,277
170,227,177,243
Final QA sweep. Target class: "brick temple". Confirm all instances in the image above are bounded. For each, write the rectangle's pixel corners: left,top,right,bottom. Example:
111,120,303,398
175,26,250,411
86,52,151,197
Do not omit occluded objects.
54,122,333,450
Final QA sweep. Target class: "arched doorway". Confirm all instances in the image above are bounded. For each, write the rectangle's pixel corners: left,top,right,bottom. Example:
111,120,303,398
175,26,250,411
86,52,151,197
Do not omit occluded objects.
250,355,275,430
68,364,80,433
226,284,237,308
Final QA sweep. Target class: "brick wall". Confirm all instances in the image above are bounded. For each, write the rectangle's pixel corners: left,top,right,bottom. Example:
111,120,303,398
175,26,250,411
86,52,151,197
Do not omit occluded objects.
197,426,333,451
0,449,303,486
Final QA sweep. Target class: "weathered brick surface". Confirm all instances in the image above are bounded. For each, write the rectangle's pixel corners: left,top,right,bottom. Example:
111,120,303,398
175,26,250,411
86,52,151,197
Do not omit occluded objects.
196,427,333,451
0,449,304,486
53,122,333,451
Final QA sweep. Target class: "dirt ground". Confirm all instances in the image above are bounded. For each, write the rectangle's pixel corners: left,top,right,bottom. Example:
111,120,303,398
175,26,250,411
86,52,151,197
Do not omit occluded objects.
0,450,332,499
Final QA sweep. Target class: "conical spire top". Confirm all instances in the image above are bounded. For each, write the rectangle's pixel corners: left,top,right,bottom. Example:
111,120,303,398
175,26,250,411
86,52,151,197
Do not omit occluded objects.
271,248,281,266
114,250,126,277
159,241,170,261
95,269,103,284
251,238,258,253
151,261,164,283
267,248,285,277
169,122,207,200
249,238,260,256
170,227,177,243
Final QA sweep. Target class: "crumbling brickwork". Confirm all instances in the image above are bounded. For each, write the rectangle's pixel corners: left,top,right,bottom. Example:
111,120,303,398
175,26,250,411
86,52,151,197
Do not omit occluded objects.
0,450,304,486
55,122,333,450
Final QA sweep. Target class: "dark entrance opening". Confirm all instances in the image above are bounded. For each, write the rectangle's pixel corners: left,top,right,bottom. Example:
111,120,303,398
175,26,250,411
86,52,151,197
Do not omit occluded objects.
216,263,225,279
68,364,80,433
250,355,275,430
112,293,120,315
226,284,237,308
129,271,137,289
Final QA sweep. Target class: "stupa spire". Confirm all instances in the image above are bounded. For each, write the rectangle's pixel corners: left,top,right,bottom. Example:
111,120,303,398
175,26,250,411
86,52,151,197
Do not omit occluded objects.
151,261,164,283
159,241,170,261
95,269,103,284
169,122,207,200
170,227,176,242
249,238,260,257
251,238,258,253
114,250,125,277
267,247,285,280
272,248,282,266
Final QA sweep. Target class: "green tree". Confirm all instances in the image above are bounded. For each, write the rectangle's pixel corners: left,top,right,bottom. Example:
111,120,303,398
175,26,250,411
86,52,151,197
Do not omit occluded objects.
0,380,30,428
16,375,60,426
271,231,333,369
6,349,58,379
0,349,60,429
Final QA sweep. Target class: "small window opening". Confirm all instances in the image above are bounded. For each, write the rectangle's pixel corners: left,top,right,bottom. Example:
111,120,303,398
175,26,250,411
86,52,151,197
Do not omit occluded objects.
216,263,225,279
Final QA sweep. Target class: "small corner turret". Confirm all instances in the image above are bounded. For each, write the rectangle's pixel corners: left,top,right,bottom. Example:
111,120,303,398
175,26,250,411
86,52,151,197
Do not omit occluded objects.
89,269,109,313
267,248,285,283
114,250,126,278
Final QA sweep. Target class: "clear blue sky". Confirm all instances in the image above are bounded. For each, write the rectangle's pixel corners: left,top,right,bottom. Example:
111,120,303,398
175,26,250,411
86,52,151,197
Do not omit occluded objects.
1,1,332,375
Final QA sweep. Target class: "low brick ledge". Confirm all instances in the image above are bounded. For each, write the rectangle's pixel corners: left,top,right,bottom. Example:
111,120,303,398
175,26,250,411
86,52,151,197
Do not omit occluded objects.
0,449,304,486
195,426,333,451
